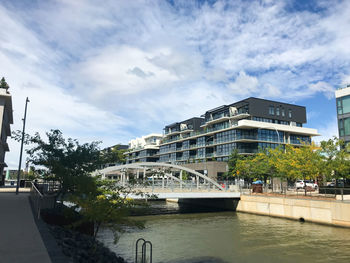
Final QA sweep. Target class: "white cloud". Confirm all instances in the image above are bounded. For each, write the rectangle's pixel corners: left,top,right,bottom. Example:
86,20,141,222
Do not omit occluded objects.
227,71,259,96
308,81,335,99
341,75,350,86
313,117,338,143
1,0,350,168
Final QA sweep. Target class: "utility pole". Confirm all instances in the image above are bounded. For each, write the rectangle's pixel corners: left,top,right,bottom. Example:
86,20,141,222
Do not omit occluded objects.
16,97,29,195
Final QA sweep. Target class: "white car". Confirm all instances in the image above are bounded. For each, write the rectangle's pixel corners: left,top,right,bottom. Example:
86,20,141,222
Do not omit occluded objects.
295,180,318,189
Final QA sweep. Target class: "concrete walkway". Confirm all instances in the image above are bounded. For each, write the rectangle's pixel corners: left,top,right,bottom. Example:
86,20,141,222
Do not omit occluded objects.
0,192,51,263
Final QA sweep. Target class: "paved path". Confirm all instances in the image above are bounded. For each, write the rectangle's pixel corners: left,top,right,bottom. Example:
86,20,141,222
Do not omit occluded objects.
0,192,51,263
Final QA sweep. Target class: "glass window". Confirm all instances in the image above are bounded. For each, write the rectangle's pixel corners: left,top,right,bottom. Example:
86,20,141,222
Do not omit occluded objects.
342,96,350,114
269,106,274,115
338,106,343,115
276,107,280,116
290,134,311,144
281,108,285,117
344,118,350,136
288,109,292,118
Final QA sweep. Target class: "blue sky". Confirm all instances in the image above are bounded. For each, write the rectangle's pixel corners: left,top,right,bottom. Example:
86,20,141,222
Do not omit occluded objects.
1,0,349,168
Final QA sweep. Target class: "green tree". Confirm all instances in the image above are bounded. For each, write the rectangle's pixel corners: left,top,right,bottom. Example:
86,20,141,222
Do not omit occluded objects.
235,155,254,181
100,145,126,166
14,129,101,199
14,129,150,243
250,149,276,183
227,149,244,177
181,170,189,180
70,179,147,242
277,144,322,181
320,137,350,180
0,77,9,90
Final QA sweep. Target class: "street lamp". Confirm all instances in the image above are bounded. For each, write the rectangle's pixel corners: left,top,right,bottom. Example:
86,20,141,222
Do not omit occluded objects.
257,126,281,146
16,97,29,195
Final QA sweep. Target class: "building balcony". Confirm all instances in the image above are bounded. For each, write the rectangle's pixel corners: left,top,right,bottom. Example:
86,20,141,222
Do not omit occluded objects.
202,113,250,127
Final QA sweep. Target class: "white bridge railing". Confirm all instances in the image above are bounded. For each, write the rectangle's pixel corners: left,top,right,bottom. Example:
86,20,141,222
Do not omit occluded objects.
119,179,243,193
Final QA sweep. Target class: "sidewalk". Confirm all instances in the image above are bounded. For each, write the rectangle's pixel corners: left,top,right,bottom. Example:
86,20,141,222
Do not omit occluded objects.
0,191,51,263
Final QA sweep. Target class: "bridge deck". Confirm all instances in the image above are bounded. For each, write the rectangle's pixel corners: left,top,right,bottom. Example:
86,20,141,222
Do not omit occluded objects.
131,190,240,199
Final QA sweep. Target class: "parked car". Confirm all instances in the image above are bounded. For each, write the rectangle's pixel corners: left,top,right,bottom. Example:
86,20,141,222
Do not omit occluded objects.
295,180,318,189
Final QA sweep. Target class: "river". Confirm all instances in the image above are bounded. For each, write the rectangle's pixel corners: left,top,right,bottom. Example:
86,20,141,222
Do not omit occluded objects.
98,201,350,263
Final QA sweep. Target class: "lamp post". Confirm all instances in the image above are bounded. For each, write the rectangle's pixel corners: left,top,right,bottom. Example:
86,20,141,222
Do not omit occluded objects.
271,126,281,145
16,97,29,195
257,126,281,146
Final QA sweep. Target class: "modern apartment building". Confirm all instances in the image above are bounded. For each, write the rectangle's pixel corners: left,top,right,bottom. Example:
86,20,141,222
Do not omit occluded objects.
124,97,319,178
125,133,163,163
0,85,13,186
335,84,350,145
158,98,318,163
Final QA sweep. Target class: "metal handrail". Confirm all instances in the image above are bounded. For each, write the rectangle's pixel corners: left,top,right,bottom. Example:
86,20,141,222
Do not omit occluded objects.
30,182,43,219
135,238,153,263
142,241,152,263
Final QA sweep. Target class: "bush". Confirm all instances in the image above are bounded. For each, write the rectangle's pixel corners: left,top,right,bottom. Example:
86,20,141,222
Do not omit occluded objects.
41,205,94,236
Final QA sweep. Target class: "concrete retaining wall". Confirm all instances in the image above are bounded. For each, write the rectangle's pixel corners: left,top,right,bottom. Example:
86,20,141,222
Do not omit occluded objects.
237,195,350,227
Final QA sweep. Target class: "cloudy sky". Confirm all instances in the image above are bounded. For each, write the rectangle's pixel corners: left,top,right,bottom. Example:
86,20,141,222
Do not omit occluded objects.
1,0,349,169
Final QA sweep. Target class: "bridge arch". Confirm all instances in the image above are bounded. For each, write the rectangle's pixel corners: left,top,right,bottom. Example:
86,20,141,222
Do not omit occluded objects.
96,162,224,191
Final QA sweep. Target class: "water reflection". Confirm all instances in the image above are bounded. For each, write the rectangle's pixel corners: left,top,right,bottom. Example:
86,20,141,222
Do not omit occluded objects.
99,201,350,263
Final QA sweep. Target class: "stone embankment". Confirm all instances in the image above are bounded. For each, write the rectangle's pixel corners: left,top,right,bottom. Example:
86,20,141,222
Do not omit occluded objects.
237,194,350,227
49,225,127,263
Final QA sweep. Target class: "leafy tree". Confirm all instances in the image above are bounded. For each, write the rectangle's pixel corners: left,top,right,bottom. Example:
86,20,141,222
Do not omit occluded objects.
70,179,147,242
227,149,244,177
320,137,350,180
181,170,189,180
0,77,9,90
100,145,126,166
250,149,276,183
14,129,152,243
235,155,254,181
25,167,40,181
13,129,101,199
277,143,322,181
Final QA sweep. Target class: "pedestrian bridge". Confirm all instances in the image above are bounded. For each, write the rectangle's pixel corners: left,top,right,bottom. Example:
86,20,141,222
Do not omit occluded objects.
95,162,242,209
96,162,227,191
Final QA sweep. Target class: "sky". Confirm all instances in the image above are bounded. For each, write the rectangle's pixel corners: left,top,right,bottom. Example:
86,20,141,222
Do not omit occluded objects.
1,0,349,169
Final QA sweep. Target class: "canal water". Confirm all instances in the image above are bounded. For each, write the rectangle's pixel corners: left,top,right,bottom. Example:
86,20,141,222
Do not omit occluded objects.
99,201,350,263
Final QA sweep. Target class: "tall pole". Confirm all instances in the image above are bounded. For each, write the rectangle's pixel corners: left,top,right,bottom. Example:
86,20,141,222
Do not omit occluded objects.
16,97,29,195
